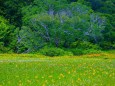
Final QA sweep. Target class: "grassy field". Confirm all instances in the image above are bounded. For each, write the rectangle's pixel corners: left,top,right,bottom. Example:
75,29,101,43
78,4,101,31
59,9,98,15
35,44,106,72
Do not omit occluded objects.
0,52,115,86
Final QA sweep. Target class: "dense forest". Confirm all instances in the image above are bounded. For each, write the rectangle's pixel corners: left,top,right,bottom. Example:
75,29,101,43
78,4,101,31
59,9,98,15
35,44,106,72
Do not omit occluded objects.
0,0,115,55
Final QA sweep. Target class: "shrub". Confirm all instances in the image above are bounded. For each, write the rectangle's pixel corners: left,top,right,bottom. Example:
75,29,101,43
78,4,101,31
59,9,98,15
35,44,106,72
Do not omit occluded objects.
0,42,12,53
112,43,115,49
70,48,102,56
70,41,100,49
99,41,115,50
16,44,28,53
39,47,73,57
70,48,84,55
83,49,102,54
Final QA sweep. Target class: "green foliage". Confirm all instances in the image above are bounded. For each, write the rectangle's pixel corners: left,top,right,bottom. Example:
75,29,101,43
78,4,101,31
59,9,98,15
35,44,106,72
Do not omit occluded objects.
70,48,102,55
0,0,115,53
0,42,11,53
70,41,100,49
39,47,73,57
15,44,28,53
0,16,10,40
102,14,115,44
70,41,101,55
99,41,115,50
83,49,102,54
70,48,84,55
17,26,46,53
0,16,15,53
20,2,105,51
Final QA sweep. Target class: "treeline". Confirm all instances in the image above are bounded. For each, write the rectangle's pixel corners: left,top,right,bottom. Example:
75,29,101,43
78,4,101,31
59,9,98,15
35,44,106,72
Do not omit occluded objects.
0,0,115,54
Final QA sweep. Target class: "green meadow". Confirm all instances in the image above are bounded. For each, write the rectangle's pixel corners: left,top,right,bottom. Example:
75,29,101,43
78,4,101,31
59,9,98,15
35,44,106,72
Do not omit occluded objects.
0,52,115,86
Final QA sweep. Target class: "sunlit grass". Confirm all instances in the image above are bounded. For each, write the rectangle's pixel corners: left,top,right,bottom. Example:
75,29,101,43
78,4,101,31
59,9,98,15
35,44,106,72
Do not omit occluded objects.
0,51,115,86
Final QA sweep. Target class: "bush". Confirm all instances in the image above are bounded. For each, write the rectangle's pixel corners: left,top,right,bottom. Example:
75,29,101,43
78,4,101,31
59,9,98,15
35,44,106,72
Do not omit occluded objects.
70,48,84,55
70,41,100,49
83,49,102,54
70,48,102,55
39,47,73,57
112,43,115,49
99,41,115,50
0,42,12,53
16,44,28,53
